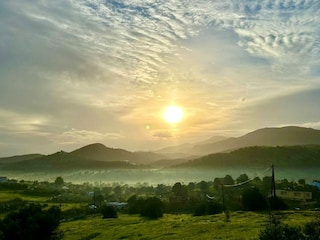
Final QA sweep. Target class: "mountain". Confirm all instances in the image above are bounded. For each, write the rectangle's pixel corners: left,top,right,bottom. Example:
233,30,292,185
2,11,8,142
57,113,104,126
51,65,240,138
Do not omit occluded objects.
177,145,320,169
70,143,165,165
0,143,167,171
1,151,137,171
2,126,320,171
192,126,320,155
0,154,44,164
155,136,229,157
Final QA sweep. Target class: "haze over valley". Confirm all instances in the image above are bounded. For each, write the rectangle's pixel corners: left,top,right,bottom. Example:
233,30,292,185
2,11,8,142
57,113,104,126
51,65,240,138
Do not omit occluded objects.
1,1,320,184
1,126,320,184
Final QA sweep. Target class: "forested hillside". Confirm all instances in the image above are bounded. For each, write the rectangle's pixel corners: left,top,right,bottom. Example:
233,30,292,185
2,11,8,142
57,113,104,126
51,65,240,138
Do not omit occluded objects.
177,145,320,168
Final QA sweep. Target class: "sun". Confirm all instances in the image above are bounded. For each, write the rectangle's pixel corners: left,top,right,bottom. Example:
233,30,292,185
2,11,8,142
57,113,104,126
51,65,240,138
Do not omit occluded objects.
163,106,183,124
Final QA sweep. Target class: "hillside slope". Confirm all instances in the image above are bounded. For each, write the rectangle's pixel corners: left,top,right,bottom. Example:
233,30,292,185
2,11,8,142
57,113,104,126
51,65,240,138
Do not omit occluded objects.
70,143,165,165
1,151,136,171
0,154,44,164
192,126,320,155
177,145,320,169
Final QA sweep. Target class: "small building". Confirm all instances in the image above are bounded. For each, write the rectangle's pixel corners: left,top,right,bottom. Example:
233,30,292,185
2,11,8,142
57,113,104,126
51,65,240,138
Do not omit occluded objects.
0,177,7,183
276,190,312,201
309,182,320,190
87,191,94,197
107,202,128,209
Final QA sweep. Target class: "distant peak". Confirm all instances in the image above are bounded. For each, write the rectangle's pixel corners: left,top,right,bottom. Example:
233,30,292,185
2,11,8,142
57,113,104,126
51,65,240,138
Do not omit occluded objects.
86,143,108,148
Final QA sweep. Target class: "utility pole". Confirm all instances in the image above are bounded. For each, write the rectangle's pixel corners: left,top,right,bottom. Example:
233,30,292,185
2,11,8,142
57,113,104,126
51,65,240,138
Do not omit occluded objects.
270,164,276,210
221,184,225,212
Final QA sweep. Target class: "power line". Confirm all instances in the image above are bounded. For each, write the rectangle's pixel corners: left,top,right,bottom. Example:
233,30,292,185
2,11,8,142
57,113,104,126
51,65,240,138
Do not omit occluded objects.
224,167,271,188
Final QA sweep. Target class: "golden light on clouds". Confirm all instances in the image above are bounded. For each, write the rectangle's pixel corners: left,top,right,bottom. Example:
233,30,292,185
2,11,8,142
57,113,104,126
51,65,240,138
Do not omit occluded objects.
163,106,183,124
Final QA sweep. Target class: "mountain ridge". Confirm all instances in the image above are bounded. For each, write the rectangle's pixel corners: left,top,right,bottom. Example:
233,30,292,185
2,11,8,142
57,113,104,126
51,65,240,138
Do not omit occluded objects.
192,126,320,155
176,145,320,169
1,126,320,171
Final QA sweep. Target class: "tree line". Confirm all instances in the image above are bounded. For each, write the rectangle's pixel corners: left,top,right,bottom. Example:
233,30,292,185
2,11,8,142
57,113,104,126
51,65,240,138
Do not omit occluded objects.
1,174,320,239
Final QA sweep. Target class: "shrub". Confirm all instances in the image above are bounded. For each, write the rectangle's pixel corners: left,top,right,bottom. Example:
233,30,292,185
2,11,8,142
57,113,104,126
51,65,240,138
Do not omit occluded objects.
127,195,144,214
304,216,320,240
193,201,223,216
242,188,268,211
140,197,163,219
259,224,305,240
101,205,118,219
0,204,61,240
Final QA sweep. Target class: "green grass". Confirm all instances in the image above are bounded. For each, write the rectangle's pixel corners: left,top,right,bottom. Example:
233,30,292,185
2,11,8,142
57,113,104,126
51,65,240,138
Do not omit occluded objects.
1,189,318,239
59,211,318,240
0,190,49,202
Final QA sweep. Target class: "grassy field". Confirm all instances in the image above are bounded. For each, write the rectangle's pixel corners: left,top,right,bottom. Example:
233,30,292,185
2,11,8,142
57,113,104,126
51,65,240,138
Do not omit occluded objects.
0,190,49,202
59,211,317,240
1,188,319,239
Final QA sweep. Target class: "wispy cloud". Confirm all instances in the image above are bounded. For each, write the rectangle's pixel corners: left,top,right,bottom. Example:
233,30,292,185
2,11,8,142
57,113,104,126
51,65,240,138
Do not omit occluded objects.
0,0,319,155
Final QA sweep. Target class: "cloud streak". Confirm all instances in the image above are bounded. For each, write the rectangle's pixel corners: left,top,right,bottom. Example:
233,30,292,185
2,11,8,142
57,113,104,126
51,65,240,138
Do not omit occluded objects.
0,0,319,156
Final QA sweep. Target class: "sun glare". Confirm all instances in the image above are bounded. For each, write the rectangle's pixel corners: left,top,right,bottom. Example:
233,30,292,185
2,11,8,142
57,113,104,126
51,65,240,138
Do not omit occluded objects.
163,106,183,124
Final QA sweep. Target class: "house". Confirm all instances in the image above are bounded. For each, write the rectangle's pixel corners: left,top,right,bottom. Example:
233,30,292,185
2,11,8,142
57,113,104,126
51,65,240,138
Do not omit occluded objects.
107,202,128,209
309,182,320,190
276,190,312,201
0,177,7,183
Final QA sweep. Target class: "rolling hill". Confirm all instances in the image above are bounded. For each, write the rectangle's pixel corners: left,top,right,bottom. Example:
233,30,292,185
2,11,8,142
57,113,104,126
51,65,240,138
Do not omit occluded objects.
155,136,229,157
192,126,320,155
1,151,137,171
70,143,165,165
0,154,44,164
0,143,166,171
176,145,320,169
1,126,320,171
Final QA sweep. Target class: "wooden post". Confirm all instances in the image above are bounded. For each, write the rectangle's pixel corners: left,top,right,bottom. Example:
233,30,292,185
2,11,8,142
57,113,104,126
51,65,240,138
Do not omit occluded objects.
221,184,225,212
271,164,276,210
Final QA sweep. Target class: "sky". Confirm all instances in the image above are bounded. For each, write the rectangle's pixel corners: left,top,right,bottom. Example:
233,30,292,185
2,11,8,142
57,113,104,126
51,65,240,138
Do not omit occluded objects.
0,0,320,157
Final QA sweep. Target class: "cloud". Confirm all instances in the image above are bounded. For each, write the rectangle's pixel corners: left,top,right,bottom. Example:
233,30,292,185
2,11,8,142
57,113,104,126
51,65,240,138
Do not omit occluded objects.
230,87,320,130
53,128,123,145
0,0,319,155
152,130,173,139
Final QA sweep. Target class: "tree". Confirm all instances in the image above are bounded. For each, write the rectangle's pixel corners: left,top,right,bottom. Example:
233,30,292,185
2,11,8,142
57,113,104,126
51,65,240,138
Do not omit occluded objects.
155,184,170,197
194,200,223,216
95,194,105,207
54,177,64,186
304,216,320,240
242,187,267,211
127,195,144,214
140,197,163,219
0,204,61,240
213,178,223,189
223,175,235,185
172,182,188,199
169,183,188,212
259,224,305,240
101,205,118,219
298,179,306,185
236,173,249,183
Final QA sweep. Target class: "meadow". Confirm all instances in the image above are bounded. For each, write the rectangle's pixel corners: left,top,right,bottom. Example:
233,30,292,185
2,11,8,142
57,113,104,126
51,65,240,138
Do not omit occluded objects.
1,167,319,185
1,176,319,240
60,211,317,240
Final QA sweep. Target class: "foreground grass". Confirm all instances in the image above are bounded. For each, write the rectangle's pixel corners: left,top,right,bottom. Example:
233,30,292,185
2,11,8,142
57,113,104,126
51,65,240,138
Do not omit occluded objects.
0,190,49,202
60,211,317,240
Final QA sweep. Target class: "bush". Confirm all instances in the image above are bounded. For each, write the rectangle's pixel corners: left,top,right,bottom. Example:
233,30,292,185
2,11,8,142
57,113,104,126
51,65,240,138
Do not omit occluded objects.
61,207,89,221
259,215,320,240
194,201,223,216
0,204,61,240
101,205,118,219
304,216,320,240
140,197,163,219
242,188,268,211
127,195,144,214
259,224,305,240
